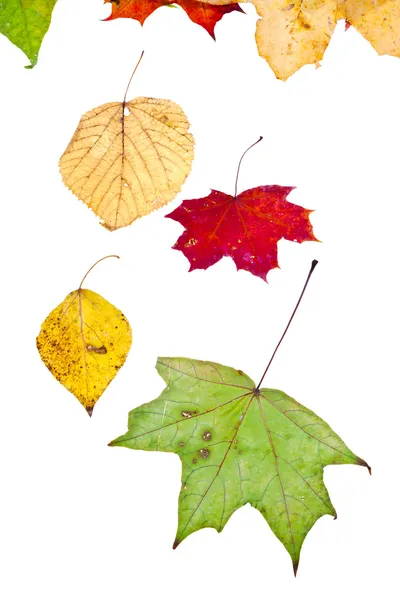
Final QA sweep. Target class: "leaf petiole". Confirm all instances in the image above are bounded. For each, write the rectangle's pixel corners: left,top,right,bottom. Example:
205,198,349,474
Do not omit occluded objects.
123,50,145,105
234,135,263,197
255,259,318,390
78,255,120,289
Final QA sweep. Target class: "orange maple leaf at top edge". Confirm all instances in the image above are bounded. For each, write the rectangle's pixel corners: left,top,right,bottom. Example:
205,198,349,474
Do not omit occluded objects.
104,0,244,38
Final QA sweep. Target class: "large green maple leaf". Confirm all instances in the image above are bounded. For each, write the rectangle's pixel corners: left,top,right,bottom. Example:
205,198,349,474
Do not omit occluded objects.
0,0,57,67
110,357,370,574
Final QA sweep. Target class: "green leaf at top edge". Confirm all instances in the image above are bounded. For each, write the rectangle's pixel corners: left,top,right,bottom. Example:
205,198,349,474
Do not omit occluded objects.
0,0,57,67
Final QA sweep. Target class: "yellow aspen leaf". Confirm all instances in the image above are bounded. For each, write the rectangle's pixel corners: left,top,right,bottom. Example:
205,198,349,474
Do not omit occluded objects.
59,52,194,231
202,0,400,80
36,256,132,416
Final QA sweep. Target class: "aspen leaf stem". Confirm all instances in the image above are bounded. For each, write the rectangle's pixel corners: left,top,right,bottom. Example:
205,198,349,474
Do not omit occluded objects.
255,259,318,390
234,136,263,198
79,255,120,289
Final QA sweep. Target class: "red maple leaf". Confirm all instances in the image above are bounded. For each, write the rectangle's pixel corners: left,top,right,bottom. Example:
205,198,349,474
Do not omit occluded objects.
166,138,318,281
104,0,244,39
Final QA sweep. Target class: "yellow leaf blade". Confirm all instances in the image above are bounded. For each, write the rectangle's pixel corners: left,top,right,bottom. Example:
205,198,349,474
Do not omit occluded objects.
59,97,194,231
36,289,132,415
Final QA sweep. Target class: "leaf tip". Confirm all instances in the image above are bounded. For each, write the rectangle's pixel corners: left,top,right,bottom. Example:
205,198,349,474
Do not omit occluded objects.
357,457,372,475
172,538,181,550
108,437,121,447
292,560,299,577
86,406,94,418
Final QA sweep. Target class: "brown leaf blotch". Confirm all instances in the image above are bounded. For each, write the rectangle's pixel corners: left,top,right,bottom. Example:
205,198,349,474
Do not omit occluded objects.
199,448,210,459
181,410,193,418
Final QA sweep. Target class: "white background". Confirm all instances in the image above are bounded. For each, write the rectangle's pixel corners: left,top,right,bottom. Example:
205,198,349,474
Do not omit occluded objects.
0,1,399,598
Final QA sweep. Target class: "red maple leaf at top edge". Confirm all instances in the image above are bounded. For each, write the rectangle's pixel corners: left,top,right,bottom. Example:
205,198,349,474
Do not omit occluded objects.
104,0,244,38
166,185,318,281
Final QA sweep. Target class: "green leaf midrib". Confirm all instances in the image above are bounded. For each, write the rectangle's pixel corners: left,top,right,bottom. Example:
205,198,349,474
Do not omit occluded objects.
112,389,254,446
157,358,253,391
178,392,256,540
259,389,358,463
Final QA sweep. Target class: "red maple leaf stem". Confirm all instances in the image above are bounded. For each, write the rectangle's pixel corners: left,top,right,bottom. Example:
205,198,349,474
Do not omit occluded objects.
234,135,263,197
255,259,318,391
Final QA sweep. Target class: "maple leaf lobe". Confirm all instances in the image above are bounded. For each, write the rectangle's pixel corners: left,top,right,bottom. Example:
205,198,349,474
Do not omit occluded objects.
167,185,317,281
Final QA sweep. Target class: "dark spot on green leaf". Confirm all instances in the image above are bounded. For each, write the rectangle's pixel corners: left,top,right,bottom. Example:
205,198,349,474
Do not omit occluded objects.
199,448,210,459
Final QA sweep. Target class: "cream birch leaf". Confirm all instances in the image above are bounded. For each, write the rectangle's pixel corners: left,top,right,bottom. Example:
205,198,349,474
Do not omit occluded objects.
59,97,194,231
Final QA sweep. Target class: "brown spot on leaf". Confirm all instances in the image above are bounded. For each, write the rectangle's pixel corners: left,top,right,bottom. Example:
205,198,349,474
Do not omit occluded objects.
199,448,210,459
86,344,107,354
181,410,193,418
202,430,212,442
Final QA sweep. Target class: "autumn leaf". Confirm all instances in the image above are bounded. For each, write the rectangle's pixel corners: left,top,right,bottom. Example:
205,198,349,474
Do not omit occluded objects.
167,137,317,281
202,0,400,80
104,0,244,38
110,263,370,573
0,0,57,67
36,257,132,416
59,52,194,231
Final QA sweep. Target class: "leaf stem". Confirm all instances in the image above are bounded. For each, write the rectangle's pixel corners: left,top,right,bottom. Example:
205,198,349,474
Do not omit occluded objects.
255,260,318,391
79,255,120,289
123,50,145,105
234,136,263,198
